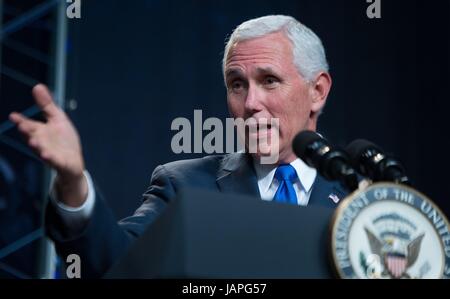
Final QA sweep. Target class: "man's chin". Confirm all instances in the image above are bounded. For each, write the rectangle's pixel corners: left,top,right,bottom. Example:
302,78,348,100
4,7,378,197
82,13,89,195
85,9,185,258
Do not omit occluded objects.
242,133,282,164
248,147,281,165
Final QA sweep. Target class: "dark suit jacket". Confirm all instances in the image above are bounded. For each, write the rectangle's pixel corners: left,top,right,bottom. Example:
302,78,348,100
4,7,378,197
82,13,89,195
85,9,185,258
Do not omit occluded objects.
45,153,348,278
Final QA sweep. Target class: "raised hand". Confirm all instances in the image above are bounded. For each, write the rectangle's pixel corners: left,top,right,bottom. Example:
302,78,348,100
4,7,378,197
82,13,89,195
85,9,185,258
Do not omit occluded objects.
9,84,88,207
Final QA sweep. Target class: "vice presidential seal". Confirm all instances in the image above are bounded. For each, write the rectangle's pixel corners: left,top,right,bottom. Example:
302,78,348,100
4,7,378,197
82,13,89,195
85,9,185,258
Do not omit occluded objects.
330,182,450,279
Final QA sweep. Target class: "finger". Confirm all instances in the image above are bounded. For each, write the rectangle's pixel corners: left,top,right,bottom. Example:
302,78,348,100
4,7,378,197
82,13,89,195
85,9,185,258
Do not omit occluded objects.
18,120,40,135
9,112,40,135
31,84,61,119
28,136,40,149
9,111,35,126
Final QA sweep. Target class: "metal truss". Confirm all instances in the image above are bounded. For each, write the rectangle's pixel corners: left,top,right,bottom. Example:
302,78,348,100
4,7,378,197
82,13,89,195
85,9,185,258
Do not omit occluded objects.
0,0,68,279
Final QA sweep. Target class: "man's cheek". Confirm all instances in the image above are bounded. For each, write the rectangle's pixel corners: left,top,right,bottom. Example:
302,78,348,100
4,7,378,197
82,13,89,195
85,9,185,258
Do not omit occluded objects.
276,119,287,137
228,103,242,118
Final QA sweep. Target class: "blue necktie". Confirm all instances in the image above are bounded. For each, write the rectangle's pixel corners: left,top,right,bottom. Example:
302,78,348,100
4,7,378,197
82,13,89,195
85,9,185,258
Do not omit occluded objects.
273,164,298,205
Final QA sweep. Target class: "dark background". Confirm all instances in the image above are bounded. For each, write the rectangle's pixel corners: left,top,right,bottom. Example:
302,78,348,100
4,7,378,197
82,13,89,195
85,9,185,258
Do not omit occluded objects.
0,0,449,277
65,0,450,218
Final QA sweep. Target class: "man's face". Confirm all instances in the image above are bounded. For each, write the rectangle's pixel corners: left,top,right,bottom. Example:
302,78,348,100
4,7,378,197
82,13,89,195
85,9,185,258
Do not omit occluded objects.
225,31,321,163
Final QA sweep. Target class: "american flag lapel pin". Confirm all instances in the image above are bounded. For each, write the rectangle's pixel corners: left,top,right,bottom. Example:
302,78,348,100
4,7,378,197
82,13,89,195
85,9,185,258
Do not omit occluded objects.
328,193,340,204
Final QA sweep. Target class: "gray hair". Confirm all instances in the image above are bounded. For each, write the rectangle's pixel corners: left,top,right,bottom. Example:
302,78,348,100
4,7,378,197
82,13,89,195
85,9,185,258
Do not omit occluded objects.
222,15,329,82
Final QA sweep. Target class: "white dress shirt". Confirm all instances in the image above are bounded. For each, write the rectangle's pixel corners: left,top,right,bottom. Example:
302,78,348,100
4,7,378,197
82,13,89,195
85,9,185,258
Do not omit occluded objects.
50,170,96,230
253,158,317,206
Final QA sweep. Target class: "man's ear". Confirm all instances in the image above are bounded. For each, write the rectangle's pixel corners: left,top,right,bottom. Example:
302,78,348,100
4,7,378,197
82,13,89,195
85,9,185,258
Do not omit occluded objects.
310,72,332,114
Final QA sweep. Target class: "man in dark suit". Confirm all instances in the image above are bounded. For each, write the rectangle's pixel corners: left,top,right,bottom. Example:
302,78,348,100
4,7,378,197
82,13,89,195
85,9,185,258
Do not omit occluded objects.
9,15,346,278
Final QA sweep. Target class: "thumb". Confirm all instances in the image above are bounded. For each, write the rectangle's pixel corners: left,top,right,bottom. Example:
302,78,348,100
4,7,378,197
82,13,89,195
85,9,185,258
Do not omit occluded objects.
32,84,62,119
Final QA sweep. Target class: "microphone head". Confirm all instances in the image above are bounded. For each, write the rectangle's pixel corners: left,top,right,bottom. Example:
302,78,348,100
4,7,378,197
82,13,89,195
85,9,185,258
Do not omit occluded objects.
292,130,326,165
293,130,359,190
345,139,383,169
345,139,410,185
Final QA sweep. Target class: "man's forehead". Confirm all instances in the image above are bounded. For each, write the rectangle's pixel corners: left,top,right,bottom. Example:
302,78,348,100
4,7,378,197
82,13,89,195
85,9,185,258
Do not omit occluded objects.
231,30,290,47
224,32,294,73
228,33,291,56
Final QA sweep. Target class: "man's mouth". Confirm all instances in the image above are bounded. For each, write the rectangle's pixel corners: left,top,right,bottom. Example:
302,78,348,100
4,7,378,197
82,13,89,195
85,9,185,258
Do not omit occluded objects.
247,123,273,138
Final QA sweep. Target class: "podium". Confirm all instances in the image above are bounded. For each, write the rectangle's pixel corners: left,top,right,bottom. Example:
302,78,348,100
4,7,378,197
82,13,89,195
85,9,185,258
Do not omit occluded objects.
105,189,335,278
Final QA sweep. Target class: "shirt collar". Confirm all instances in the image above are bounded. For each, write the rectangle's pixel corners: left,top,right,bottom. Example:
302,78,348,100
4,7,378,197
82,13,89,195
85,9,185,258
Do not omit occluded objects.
253,157,317,193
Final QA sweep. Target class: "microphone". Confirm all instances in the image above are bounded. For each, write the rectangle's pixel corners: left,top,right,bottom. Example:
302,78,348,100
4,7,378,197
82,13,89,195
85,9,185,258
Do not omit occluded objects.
345,139,411,185
292,130,359,191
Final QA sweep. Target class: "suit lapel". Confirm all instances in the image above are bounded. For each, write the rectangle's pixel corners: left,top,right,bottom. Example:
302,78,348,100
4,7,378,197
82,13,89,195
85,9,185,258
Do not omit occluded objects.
215,153,349,208
216,153,260,198
308,174,348,208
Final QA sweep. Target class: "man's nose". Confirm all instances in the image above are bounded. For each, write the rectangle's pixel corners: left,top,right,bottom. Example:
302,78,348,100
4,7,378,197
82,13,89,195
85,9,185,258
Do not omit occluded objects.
244,84,264,114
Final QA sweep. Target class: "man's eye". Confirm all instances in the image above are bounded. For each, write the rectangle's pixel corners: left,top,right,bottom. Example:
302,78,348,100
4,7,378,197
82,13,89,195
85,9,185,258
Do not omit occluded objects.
263,76,280,86
231,80,244,91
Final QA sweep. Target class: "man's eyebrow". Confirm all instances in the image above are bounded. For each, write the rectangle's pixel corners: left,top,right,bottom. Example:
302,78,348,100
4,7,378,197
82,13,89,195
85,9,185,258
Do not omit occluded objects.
225,69,244,78
225,67,281,79
256,66,279,75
